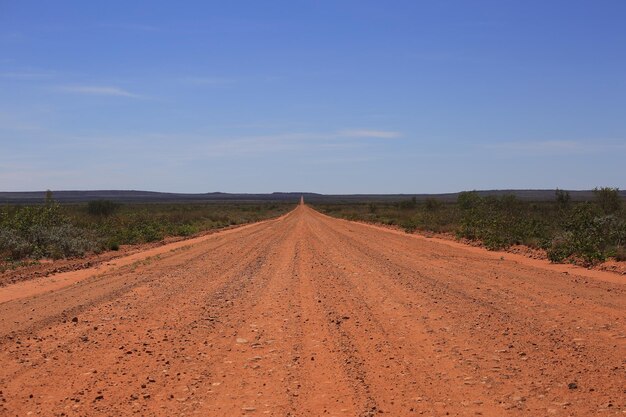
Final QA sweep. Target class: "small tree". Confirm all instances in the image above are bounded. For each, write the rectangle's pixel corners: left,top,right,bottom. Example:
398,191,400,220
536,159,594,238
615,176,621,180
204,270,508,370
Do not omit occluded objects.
424,198,442,212
45,189,54,206
457,191,481,210
593,187,621,214
555,188,571,210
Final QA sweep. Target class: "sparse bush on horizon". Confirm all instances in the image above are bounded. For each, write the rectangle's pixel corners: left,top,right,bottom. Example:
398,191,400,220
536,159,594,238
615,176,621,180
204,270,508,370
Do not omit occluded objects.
87,200,120,216
314,187,626,266
555,188,571,210
0,200,99,260
2,189,623,267
0,199,295,262
593,187,621,214
547,204,626,264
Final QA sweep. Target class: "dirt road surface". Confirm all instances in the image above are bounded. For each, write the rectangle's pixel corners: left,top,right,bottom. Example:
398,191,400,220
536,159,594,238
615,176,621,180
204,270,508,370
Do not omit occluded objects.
0,205,624,416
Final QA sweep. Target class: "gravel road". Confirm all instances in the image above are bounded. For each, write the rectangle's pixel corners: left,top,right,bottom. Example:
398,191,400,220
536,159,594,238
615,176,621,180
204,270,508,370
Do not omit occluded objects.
0,205,623,416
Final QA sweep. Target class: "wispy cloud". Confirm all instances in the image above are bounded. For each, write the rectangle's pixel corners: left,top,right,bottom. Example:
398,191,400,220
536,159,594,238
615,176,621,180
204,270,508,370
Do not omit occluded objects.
53,85,142,98
215,129,401,152
46,128,402,160
0,126,403,190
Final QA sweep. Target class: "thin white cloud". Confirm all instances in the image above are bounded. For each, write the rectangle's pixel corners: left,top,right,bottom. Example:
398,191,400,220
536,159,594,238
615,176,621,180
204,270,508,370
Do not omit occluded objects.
42,128,402,160
54,85,141,98
0,126,402,189
219,128,396,154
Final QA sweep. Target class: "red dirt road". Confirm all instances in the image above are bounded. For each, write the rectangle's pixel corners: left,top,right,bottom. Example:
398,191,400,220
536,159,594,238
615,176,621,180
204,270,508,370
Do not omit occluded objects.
0,205,624,416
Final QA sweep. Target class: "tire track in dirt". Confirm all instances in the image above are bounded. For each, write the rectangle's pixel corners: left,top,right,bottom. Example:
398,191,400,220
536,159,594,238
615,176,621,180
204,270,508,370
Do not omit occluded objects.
188,213,305,416
0,217,279,337
0,211,297,415
305,208,625,415
305,215,500,416
293,230,360,416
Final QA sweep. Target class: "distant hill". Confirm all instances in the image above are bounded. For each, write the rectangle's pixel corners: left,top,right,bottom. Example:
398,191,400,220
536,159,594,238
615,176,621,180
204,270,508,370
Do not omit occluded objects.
0,190,317,204
0,189,624,204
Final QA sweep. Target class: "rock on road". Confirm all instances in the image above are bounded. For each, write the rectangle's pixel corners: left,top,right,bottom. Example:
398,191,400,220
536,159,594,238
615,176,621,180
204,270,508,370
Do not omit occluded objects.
0,205,624,416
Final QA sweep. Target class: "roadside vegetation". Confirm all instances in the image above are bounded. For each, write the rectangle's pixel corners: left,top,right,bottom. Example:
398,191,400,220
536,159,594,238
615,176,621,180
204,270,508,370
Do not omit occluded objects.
314,188,625,266
0,195,295,262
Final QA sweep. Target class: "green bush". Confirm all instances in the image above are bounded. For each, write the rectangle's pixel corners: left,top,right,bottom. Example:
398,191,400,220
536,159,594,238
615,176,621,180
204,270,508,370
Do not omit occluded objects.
424,198,442,212
456,194,547,250
0,228,30,259
0,203,99,259
176,224,198,237
400,218,418,233
398,197,417,209
87,200,120,216
316,190,625,265
457,191,481,210
546,204,625,264
593,187,621,214
555,189,571,210
1,201,294,261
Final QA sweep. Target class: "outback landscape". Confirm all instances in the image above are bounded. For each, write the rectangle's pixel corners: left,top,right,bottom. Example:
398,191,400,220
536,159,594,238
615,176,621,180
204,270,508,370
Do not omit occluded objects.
2,1,625,416
0,191,624,416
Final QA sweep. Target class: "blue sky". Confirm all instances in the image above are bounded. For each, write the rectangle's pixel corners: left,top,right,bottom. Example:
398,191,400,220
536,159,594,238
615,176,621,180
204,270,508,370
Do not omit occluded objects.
1,1,625,193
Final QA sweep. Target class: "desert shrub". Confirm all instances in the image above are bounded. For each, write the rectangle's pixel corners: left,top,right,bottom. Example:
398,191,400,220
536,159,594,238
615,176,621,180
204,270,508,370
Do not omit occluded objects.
176,224,198,237
400,218,418,233
6,202,66,231
0,228,30,259
381,218,396,226
457,194,549,250
424,198,442,212
593,187,621,214
555,189,571,210
87,200,120,216
1,201,294,261
411,207,459,234
111,217,163,244
316,191,625,265
547,204,626,264
457,191,481,210
141,224,162,242
398,197,417,210
34,224,100,259
0,203,99,260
